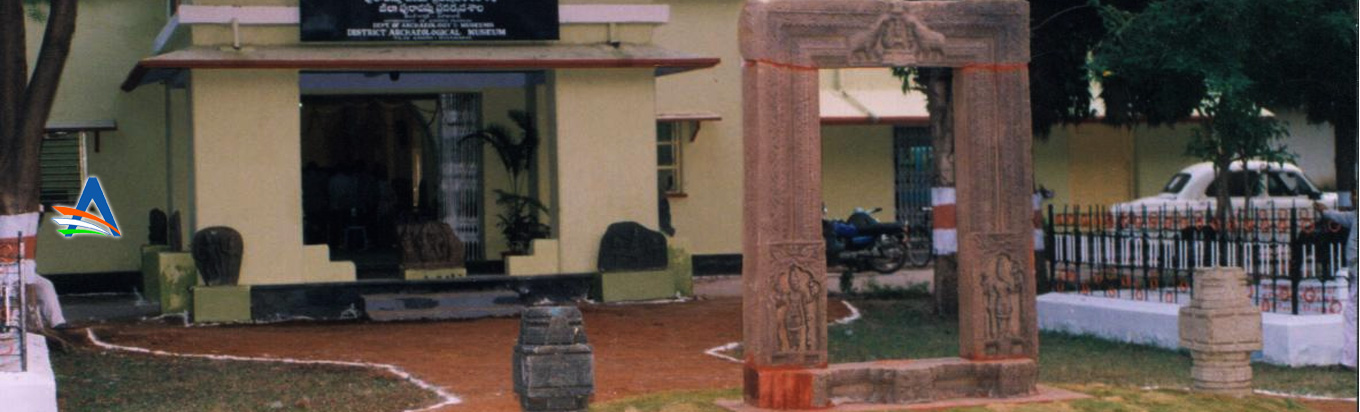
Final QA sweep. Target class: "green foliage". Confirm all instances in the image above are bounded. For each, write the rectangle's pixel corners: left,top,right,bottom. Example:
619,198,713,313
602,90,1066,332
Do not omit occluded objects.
492,190,551,255
829,299,1355,396
23,0,45,21
1090,0,1308,222
461,110,550,254
459,110,540,194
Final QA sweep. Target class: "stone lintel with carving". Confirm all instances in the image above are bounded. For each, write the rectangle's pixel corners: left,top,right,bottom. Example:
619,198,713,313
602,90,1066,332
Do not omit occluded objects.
740,0,1029,69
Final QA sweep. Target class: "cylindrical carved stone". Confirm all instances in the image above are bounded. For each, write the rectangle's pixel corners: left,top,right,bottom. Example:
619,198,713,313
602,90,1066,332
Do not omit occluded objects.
513,306,593,412
1179,267,1262,397
192,227,244,287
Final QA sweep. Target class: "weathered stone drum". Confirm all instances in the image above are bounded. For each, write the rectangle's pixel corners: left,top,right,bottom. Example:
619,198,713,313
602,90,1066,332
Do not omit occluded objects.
1179,267,1262,397
513,306,594,412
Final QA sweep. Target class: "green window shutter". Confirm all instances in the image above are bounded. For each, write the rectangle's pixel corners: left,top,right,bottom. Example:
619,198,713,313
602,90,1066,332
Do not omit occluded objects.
40,134,85,205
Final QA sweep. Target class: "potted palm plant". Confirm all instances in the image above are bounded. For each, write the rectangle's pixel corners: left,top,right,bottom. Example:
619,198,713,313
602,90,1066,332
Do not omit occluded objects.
461,110,551,256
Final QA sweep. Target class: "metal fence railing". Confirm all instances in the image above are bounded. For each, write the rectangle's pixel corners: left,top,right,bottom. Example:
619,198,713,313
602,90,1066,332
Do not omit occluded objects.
2,231,28,372
1043,205,1349,315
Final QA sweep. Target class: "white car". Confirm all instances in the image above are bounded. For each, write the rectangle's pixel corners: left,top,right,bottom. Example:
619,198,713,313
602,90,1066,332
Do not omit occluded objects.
1112,161,1338,232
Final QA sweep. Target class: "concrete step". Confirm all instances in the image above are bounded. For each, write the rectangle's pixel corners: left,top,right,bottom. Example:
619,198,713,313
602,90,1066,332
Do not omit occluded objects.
366,305,523,321
363,290,522,321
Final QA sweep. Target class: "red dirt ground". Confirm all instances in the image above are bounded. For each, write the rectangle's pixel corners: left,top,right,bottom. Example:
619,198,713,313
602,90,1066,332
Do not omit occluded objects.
88,298,1355,412
93,298,849,411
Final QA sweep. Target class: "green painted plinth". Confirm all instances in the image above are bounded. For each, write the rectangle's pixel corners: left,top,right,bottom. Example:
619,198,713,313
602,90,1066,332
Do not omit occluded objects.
193,285,251,323
594,270,676,302
157,252,199,314
667,246,694,297
140,245,171,304
404,267,468,281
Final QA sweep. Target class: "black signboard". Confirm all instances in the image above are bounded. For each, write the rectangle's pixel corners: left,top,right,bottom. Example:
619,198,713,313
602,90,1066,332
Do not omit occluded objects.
300,0,559,42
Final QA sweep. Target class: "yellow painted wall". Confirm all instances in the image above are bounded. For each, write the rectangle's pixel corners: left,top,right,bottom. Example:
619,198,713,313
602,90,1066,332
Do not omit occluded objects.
27,1,169,275
652,0,744,255
1034,123,1202,206
1033,130,1073,206
189,69,352,285
1064,125,1135,206
820,126,896,220
1132,125,1198,198
550,69,658,273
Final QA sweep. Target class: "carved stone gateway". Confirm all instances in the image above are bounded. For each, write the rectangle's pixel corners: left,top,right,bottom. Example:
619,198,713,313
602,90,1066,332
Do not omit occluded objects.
737,0,1038,409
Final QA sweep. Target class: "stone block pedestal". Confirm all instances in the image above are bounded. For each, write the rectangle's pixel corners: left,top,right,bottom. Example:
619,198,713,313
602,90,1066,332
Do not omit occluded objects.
140,245,172,303
513,307,594,412
193,285,251,323
144,252,198,314
1179,267,1262,397
731,358,1056,411
593,270,675,302
403,267,467,281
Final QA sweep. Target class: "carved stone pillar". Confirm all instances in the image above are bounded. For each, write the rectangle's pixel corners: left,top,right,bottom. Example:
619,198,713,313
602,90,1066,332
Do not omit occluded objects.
740,60,828,410
952,65,1038,361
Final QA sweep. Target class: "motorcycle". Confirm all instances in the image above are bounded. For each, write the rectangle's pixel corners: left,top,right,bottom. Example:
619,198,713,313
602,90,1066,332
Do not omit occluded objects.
822,206,909,274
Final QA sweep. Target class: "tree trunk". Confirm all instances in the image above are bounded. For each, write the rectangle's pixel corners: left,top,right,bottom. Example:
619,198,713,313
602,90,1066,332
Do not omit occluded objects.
0,1,28,214
921,68,958,317
0,1,78,333
4,0,77,216
1212,153,1232,266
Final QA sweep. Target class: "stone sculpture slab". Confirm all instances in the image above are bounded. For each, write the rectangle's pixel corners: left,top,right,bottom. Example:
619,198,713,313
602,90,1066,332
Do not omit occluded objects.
192,227,243,287
396,221,465,270
148,209,167,245
597,222,667,272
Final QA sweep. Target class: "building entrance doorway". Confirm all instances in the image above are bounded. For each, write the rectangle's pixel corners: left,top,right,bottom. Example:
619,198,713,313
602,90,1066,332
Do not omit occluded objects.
300,71,543,278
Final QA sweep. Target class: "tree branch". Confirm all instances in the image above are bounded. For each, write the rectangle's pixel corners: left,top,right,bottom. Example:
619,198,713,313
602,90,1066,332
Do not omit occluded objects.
7,0,76,214
0,1,26,148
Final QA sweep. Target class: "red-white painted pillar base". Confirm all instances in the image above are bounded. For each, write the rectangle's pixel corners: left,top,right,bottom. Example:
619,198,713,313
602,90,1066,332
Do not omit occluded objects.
932,187,957,255
0,213,63,327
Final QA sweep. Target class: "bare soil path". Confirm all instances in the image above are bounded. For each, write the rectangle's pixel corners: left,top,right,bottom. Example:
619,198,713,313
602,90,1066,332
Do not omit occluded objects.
92,298,850,412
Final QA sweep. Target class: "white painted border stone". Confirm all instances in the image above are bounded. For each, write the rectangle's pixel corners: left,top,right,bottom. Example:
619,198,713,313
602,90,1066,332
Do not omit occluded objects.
1038,293,1346,367
0,333,57,412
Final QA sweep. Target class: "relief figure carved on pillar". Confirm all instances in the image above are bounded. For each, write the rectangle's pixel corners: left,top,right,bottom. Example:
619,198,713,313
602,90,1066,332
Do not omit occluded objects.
983,253,1026,356
769,243,823,355
774,264,821,353
848,2,946,65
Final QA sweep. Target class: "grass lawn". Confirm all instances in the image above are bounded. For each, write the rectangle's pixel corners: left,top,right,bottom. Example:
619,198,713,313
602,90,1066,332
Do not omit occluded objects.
626,297,1355,411
51,349,436,412
832,299,1356,397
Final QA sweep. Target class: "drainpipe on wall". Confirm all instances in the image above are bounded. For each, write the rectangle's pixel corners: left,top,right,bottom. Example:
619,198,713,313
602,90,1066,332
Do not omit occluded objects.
833,69,879,123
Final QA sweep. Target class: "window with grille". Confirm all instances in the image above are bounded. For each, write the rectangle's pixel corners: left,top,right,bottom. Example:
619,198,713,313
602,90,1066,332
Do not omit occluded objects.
657,122,685,194
39,133,86,206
